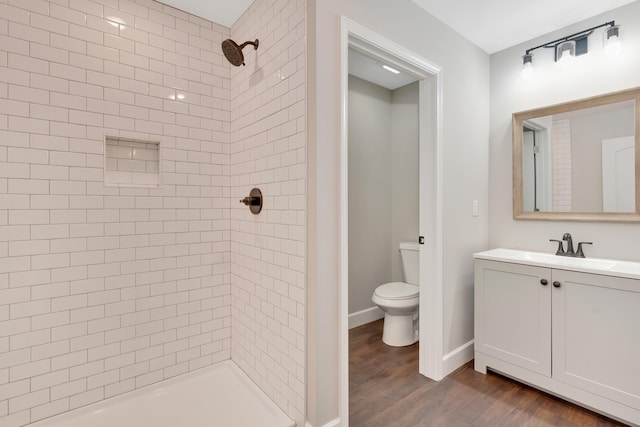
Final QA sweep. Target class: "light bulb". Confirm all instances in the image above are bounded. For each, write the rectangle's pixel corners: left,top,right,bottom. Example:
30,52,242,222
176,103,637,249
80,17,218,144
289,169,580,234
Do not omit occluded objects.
556,41,576,69
521,54,534,80
604,25,622,57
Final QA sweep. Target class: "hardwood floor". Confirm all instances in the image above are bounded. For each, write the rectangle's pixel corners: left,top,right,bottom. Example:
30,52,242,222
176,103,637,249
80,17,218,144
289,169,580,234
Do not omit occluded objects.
349,320,628,427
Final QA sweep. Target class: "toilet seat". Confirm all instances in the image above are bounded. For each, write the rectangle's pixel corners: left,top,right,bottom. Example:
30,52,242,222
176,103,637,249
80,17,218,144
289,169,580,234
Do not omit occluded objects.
374,282,419,300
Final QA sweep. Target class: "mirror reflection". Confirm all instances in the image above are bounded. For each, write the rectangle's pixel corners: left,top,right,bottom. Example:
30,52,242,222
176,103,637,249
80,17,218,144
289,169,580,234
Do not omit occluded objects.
513,87,640,222
522,100,635,213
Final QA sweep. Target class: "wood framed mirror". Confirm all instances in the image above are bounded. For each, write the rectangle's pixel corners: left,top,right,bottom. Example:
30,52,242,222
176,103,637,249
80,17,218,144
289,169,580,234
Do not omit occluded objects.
513,87,640,222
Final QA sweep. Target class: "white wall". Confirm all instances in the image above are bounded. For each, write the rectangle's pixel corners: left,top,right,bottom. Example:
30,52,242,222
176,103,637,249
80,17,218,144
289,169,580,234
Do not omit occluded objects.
348,76,392,314
307,0,490,424
489,1,640,260
347,77,419,317
391,82,419,280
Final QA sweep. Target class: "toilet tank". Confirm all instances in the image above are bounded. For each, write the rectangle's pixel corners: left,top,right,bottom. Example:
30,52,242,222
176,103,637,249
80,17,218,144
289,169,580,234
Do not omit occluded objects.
399,241,420,285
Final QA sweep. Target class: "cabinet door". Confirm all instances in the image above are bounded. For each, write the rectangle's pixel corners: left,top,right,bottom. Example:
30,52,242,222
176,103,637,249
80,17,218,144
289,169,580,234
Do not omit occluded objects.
475,260,551,376
552,270,640,409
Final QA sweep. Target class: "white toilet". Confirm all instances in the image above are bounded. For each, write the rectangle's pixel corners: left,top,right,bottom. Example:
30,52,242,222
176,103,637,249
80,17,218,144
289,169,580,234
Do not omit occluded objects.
372,241,420,347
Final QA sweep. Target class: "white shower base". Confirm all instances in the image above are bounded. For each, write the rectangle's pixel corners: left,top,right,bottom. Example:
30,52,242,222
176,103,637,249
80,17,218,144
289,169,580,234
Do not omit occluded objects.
30,361,295,427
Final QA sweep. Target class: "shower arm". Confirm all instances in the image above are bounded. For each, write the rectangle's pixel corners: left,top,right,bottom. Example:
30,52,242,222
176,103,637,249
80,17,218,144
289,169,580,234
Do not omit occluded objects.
239,39,259,51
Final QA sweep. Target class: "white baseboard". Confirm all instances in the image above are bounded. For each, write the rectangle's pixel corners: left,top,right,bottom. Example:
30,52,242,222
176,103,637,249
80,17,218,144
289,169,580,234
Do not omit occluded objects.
348,306,384,329
305,418,341,427
442,339,474,377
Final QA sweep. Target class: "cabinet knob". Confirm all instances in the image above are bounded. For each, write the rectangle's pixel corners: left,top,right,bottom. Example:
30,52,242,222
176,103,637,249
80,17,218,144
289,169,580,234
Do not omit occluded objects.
553,281,561,288
540,279,548,285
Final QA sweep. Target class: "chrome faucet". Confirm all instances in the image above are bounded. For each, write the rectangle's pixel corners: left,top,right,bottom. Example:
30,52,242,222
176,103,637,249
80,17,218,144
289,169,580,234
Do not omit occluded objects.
549,233,592,258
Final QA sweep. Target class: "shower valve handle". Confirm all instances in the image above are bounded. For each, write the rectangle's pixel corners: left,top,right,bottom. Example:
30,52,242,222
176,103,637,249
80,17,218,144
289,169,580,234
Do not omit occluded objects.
239,188,263,214
240,196,260,206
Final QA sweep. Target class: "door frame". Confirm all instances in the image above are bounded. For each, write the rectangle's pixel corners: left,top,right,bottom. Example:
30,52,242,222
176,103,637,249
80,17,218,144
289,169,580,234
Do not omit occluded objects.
339,16,444,425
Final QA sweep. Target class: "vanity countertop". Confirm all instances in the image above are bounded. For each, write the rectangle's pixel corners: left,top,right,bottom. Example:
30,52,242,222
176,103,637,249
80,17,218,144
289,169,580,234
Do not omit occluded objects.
474,248,640,280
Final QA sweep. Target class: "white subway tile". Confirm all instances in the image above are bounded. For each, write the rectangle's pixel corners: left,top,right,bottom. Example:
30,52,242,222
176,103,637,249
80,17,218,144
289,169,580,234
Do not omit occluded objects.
50,350,86,372
105,300,135,317
70,332,104,352
31,195,69,210
31,369,70,392
87,368,119,390
8,178,48,194
86,290,119,307
119,359,148,380
52,323,87,343
31,164,70,181
87,262,121,279
68,196,103,210
0,318,30,339
50,237,86,253
30,397,70,423
9,359,50,383
87,315,120,335
52,294,87,313
31,310,69,334
69,223,104,238
51,378,86,401
32,253,69,270
87,210,119,224
50,63,87,84
70,250,105,266
50,33,87,55
9,272,52,294
31,225,68,240
69,278,104,296
31,42,71,65
8,240,49,256
0,378,29,403
9,21,49,46
70,305,104,323
0,194,28,210
50,181,87,196
9,299,50,322
0,348,30,370
0,227,29,246
32,281,71,301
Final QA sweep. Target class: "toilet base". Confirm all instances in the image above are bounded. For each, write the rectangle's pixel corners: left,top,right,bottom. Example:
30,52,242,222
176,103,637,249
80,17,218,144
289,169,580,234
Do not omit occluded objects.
381,312,419,347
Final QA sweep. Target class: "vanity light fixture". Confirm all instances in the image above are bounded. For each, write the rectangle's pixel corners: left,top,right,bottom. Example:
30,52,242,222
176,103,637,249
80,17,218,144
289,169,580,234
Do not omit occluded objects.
382,64,400,74
520,21,620,79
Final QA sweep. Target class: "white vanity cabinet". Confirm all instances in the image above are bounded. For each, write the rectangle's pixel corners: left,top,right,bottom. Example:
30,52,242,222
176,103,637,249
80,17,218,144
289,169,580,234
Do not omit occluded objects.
474,261,551,376
474,249,640,426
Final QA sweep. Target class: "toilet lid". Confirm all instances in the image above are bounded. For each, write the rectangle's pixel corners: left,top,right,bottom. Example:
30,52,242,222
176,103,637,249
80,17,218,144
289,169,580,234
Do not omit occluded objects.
374,282,419,300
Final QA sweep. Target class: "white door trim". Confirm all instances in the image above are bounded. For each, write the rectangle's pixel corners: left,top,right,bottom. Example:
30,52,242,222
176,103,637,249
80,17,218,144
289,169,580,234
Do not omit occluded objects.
339,16,445,426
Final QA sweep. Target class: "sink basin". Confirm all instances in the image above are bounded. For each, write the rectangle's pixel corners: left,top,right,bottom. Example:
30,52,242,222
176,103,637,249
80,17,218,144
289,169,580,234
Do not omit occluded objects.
474,248,640,279
514,251,617,270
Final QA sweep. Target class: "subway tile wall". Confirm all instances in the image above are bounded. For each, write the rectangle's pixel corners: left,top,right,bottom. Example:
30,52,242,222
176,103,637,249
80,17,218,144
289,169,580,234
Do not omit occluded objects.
229,0,306,425
0,0,240,425
552,118,572,212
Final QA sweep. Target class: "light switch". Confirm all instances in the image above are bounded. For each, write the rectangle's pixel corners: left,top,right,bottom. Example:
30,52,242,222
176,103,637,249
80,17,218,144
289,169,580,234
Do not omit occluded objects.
472,200,479,216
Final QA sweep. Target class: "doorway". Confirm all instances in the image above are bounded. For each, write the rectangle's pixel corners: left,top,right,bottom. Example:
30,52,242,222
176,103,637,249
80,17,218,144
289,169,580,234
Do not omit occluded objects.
339,17,444,425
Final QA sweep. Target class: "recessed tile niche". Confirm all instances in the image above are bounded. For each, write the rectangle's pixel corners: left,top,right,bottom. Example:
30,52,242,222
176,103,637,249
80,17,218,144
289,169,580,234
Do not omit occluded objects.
104,136,160,187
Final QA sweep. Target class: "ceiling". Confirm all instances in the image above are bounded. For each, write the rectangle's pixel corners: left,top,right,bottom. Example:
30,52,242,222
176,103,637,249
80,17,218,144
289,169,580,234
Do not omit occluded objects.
348,49,418,91
157,0,253,28
156,0,637,53
411,0,637,53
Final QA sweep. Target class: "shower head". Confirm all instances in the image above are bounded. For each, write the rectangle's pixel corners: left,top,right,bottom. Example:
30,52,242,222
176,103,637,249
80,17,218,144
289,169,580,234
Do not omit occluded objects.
221,38,259,67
